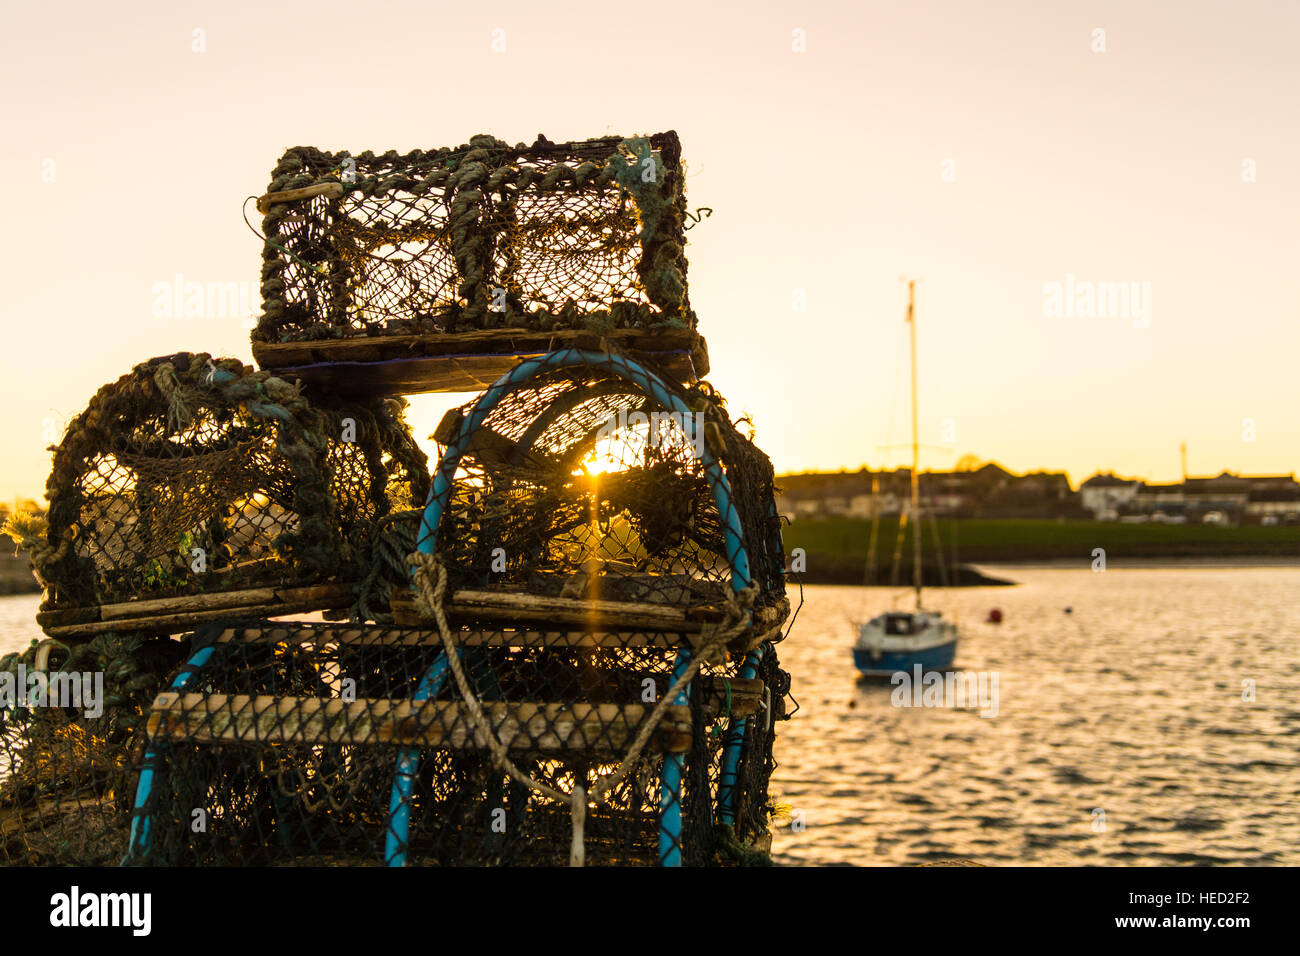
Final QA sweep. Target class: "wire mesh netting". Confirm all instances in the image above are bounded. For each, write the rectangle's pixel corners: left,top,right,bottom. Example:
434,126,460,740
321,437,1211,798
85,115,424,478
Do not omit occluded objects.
0,632,188,864
420,351,787,618
255,132,693,342
101,350,789,867
119,622,788,867
36,353,429,620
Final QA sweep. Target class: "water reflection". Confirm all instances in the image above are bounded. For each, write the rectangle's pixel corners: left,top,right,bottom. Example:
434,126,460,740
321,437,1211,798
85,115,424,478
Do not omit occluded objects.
770,568,1300,866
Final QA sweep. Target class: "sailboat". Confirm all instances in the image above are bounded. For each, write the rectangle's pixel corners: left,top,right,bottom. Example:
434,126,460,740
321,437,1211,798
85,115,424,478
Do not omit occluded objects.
853,281,960,677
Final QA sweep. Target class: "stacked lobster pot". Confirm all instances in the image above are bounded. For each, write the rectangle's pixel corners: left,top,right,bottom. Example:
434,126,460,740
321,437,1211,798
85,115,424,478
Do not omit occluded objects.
1,133,793,868
0,353,429,864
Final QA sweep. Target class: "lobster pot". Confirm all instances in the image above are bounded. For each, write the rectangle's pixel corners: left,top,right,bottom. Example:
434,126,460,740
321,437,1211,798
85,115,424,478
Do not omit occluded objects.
395,348,790,864
126,350,793,866
256,132,691,340
36,353,429,637
126,622,789,867
419,351,787,614
0,632,188,865
251,134,708,394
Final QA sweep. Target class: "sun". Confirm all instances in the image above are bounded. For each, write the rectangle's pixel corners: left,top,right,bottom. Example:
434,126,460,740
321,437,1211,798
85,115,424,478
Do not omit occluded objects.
580,452,621,476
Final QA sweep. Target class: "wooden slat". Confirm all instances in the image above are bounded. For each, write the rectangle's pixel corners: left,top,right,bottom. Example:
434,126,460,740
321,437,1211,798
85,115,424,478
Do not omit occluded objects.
38,583,357,639
392,589,721,632
256,181,345,213
146,693,693,753
697,676,765,719
98,586,281,621
262,353,698,397
211,624,683,649
201,624,760,716
753,598,792,644
251,329,708,396
254,326,704,363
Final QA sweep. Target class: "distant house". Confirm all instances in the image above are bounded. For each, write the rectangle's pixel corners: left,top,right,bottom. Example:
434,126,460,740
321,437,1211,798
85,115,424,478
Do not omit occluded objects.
1243,474,1300,525
847,492,902,517
1079,473,1141,521
779,497,824,520
975,468,1080,518
1090,471,1300,525
918,463,1013,517
1246,474,1298,492
1131,482,1187,522
1015,471,1073,498
1246,491,1300,525
778,462,1086,521
822,496,851,516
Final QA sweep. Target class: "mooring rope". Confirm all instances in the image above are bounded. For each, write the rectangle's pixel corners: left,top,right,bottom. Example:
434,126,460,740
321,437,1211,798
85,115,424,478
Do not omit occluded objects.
407,551,757,866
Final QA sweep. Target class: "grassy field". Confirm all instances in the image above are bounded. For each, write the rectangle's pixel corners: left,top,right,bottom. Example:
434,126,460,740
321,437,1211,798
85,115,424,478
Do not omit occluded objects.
781,517,1300,583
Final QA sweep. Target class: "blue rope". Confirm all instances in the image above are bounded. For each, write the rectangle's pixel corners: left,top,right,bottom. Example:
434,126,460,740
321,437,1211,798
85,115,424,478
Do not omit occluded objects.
384,653,451,866
717,645,767,827
658,650,692,867
122,644,217,865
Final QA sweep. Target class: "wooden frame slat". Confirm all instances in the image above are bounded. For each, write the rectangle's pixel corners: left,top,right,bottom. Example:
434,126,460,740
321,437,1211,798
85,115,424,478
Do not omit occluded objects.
146,693,694,752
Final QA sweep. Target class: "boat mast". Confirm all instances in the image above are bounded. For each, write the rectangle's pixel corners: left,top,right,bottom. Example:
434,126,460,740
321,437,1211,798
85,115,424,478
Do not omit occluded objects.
907,280,922,610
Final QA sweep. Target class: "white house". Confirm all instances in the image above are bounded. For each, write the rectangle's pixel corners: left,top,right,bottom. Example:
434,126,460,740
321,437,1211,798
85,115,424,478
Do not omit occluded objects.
1079,473,1140,521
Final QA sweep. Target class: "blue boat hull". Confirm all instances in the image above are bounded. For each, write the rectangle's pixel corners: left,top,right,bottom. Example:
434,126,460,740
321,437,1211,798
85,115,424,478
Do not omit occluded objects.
853,639,958,677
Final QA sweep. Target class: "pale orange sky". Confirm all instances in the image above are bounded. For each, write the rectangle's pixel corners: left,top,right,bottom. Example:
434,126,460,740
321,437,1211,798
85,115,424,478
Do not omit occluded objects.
2,0,1297,502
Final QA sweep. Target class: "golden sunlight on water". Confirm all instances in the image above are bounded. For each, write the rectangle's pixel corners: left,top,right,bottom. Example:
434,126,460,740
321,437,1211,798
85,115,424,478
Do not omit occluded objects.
769,568,1300,866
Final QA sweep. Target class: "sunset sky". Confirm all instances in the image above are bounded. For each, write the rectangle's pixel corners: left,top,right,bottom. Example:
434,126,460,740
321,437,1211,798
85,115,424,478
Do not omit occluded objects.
1,0,1297,503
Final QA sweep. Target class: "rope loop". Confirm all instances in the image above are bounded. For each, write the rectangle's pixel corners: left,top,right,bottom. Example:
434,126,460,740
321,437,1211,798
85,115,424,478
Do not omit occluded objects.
407,551,736,865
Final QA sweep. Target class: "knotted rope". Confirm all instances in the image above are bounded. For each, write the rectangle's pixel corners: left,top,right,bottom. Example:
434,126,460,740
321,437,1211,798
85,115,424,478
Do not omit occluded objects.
408,551,758,866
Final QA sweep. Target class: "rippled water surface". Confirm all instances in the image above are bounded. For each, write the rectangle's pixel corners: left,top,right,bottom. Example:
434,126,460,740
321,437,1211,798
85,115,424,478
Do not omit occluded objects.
2,566,1297,866
769,567,1300,866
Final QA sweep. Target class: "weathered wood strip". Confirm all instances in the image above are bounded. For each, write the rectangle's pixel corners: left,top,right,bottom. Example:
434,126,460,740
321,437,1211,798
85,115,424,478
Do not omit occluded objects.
254,327,704,363
146,694,694,752
392,589,721,631
38,583,357,639
251,329,708,396
211,624,683,649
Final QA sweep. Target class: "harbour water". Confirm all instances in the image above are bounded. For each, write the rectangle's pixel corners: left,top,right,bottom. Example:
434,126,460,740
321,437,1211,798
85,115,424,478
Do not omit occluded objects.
769,567,1300,865
2,565,1297,866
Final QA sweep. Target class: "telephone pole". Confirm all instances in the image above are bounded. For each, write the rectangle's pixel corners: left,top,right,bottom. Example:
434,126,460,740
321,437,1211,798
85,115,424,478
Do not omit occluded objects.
906,280,922,610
